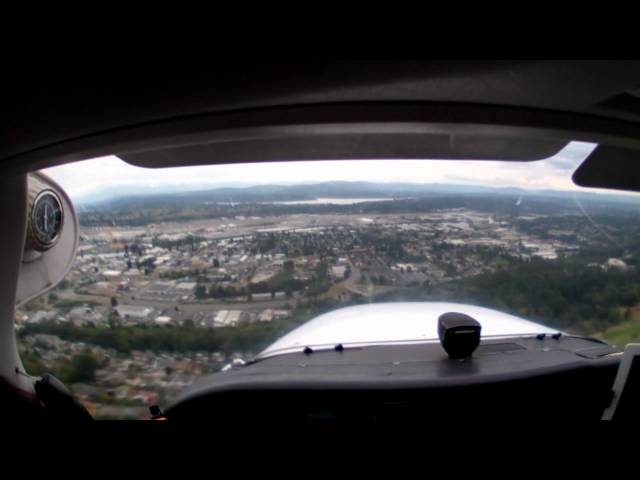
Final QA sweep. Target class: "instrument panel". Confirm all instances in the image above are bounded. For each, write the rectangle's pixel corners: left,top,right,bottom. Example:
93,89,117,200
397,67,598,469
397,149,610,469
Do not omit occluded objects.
27,183,64,252
16,173,78,305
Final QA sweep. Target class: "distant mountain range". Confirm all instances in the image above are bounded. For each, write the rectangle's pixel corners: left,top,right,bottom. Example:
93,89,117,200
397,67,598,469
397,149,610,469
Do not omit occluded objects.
73,182,258,205
76,181,640,209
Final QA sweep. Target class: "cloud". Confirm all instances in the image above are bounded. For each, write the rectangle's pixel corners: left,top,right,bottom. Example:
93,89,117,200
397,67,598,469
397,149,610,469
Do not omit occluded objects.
43,141,608,199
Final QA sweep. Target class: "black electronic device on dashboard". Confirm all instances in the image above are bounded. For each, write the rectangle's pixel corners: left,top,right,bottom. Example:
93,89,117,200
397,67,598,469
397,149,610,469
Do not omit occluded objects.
438,312,482,359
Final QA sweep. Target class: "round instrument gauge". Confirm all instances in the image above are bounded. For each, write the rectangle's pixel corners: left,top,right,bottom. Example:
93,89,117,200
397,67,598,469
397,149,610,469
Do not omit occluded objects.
30,190,63,250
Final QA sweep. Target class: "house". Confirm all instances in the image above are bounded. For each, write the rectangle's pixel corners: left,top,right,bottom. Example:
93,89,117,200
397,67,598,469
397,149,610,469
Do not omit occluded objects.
101,270,122,280
331,265,347,279
175,282,197,295
213,310,245,327
606,258,627,270
115,305,154,322
154,316,172,325
68,306,103,325
251,292,272,302
25,310,58,324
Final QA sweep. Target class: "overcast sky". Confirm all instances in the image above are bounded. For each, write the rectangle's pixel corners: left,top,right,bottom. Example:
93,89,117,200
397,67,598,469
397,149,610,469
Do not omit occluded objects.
44,141,607,200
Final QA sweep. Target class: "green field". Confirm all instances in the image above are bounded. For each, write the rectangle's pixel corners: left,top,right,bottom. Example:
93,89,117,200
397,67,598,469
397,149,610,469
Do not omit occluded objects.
596,308,640,347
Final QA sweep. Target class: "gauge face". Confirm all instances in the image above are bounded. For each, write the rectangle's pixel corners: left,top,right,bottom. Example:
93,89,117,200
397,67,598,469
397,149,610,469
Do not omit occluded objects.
31,191,63,249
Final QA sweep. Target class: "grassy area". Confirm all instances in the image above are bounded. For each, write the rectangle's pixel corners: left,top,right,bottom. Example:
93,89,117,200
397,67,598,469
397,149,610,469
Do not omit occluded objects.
54,299,102,310
320,282,350,300
595,308,640,347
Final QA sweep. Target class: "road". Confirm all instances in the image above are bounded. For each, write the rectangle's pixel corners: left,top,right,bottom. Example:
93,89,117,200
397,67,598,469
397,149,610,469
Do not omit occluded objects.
340,257,401,299
123,297,294,315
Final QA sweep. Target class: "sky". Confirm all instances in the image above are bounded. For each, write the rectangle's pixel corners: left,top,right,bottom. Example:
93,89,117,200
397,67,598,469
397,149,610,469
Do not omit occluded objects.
43,141,604,201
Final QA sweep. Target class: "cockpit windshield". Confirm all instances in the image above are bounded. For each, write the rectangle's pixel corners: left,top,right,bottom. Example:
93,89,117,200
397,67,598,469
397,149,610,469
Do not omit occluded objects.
16,141,640,418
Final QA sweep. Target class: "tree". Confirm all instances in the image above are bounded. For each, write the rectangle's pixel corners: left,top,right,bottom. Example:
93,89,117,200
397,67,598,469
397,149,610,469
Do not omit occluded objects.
63,351,100,384
108,310,120,329
195,284,207,300
21,350,47,376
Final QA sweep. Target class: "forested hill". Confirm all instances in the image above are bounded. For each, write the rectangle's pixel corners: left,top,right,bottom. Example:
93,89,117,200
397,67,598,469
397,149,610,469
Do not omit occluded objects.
79,181,640,209
379,256,640,336
77,181,640,227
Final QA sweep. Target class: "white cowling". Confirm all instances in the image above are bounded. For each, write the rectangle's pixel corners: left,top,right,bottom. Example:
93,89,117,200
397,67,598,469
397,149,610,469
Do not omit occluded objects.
258,302,559,359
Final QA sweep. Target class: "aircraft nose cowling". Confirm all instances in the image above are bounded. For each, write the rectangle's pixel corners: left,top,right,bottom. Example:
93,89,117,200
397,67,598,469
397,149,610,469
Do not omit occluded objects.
257,302,559,359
